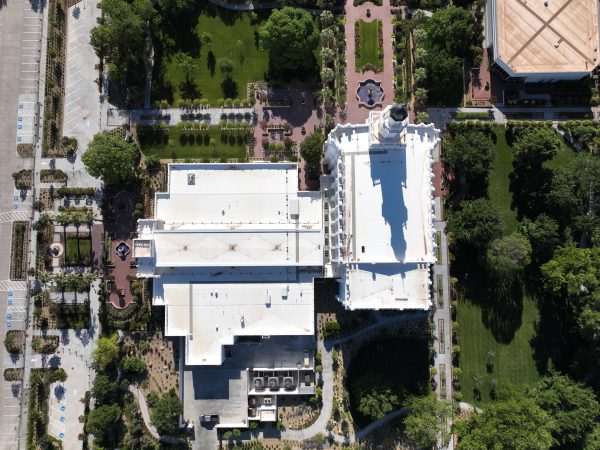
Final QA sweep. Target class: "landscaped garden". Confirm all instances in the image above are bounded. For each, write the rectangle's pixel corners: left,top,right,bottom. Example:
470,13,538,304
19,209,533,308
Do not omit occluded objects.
65,234,92,266
136,125,249,160
152,10,269,104
445,122,579,405
354,20,383,73
10,221,29,280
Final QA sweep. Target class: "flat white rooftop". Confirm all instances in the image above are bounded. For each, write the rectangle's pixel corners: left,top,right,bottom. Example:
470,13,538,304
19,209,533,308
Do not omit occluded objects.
494,0,599,74
157,275,315,365
137,163,322,365
325,105,438,310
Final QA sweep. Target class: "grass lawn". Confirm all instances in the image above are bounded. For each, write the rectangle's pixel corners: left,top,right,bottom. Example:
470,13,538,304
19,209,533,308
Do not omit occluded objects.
137,126,247,160
355,20,383,71
156,12,269,103
456,125,576,405
65,236,91,266
488,126,517,233
456,296,540,404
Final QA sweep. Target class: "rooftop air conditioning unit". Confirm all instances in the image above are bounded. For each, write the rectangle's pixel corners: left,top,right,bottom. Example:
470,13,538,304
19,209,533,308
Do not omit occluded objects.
263,397,272,405
267,377,279,390
253,378,265,391
283,377,295,390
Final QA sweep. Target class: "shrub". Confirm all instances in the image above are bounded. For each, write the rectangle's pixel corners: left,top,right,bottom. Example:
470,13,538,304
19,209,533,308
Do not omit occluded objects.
323,321,341,338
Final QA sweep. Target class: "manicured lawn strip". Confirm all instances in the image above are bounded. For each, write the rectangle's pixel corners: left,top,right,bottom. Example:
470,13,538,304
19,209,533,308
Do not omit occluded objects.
355,20,382,71
65,236,91,266
456,296,541,405
138,127,247,160
450,112,491,120
159,13,269,103
488,127,517,233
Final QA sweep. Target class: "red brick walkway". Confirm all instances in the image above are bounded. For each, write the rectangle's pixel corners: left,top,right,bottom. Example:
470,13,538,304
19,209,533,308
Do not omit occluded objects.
343,0,395,124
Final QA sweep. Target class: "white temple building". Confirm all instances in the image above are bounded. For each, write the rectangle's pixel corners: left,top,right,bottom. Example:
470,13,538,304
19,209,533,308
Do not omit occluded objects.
322,105,439,310
133,163,323,366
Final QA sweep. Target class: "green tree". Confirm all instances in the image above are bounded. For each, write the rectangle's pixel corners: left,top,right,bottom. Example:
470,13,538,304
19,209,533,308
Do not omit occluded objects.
528,373,600,447
300,131,324,166
351,374,403,421
514,127,561,169
85,404,121,442
82,132,139,186
90,0,154,82
151,390,183,435
145,154,161,172
415,112,429,124
414,87,428,106
157,0,193,18
443,130,493,187
218,57,234,78
541,246,600,297
583,426,600,450
320,10,334,27
91,375,119,406
487,233,532,280
122,356,147,374
424,47,463,97
174,52,195,80
199,31,213,47
259,7,319,73
404,394,453,449
426,6,482,59
454,396,554,450
320,67,334,84
448,198,502,250
517,214,559,263
92,333,120,371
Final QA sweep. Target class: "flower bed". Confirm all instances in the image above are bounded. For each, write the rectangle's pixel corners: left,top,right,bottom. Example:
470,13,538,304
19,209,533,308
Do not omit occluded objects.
10,221,29,280
4,368,23,381
40,169,68,183
42,0,68,157
17,144,34,158
56,186,96,197
4,330,25,354
32,335,59,354
12,169,33,189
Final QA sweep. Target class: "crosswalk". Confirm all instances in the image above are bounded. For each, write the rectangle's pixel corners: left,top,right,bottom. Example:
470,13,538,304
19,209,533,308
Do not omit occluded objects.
0,280,27,292
0,211,30,224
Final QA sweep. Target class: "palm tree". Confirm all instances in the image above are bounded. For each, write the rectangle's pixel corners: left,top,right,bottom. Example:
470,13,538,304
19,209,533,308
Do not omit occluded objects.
200,32,213,48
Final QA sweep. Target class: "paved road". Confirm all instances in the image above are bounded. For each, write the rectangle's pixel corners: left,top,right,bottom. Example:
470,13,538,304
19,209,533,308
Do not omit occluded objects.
0,0,45,446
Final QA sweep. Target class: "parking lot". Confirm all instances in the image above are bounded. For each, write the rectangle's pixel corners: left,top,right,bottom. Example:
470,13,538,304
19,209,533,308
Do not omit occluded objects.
0,286,27,449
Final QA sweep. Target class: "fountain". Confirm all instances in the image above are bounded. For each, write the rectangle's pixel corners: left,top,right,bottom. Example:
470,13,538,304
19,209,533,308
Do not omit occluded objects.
356,79,384,108
115,241,130,259
48,243,64,257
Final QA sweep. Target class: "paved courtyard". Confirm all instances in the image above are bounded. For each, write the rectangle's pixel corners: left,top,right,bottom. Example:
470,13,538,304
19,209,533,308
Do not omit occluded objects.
343,0,395,124
47,0,103,188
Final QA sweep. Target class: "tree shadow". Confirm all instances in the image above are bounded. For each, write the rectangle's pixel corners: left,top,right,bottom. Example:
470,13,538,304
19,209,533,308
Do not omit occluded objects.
509,164,553,220
221,77,238,99
179,76,200,100
207,51,216,78
480,279,524,344
529,294,579,375
452,248,523,343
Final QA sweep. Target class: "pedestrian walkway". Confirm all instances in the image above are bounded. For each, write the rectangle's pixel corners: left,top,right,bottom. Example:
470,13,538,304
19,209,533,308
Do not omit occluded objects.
0,211,30,224
343,0,394,123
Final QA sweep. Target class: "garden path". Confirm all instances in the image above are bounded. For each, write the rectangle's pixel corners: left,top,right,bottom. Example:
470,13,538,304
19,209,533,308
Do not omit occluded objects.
343,0,395,124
